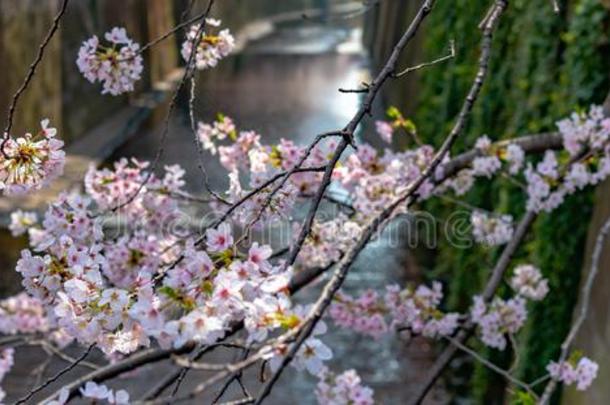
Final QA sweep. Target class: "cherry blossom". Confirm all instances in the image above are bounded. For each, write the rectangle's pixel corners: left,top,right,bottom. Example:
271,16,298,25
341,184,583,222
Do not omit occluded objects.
330,282,459,340
316,368,374,405
181,19,235,70
547,355,598,391
0,293,50,336
472,135,501,178
297,215,363,269
77,27,143,95
3,100,610,400
0,119,65,195
375,120,394,143
509,264,549,301
470,211,514,246
206,223,234,252
505,143,525,174
9,210,38,237
557,105,610,157
79,382,130,404
197,114,237,155
470,295,527,350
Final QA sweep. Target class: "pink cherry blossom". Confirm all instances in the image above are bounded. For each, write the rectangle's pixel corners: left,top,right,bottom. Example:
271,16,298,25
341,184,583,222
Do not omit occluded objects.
9,209,38,237
181,19,235,70
375,120,394,143
77,27,143,95
316,368,374,405
548,356,598,391
206,223,234,252
0,119,65,195
510,264,549,301
470,211,514,246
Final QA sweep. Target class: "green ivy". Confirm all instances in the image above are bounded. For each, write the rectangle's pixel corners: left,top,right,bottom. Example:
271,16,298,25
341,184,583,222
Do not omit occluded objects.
407,0,609,402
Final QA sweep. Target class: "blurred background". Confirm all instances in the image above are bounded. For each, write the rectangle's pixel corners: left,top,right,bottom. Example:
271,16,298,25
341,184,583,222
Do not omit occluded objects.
0,0,609,403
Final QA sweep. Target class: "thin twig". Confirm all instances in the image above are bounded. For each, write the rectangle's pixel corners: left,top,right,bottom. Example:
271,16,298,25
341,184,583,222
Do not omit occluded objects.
16,343,94,404
284,0,438,276
108,0,215,213
445,335,537,399
1,0,70,157
188,76,229,204
37,340,100,370
392,39,456,78
410,210,536,405
538,215,610,404
212,348,251,404
118,7,213,61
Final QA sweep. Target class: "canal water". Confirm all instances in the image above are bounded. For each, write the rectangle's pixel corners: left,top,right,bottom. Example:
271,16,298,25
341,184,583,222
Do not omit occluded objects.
2,19,446,405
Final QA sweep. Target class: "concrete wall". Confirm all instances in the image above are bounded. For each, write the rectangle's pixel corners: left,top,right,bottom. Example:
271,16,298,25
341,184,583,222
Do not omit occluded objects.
562,181,610,405
363,0,424,116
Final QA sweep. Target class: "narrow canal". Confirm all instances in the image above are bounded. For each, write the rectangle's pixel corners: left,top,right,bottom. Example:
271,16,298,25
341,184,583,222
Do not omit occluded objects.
2,15,446,405
108,19,446,404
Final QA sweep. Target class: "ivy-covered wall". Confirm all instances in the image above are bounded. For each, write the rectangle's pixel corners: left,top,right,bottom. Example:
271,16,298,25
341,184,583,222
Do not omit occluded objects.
367,0,610,403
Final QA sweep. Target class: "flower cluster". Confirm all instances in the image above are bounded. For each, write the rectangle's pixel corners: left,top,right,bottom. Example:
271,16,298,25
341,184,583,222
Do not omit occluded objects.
198,115,331,227
0,292,47,335
0,348,14,403
470,295,527,350
469,266,547,351
262,305,334,375
330,282,459,339
84,158,186,231
297,214,362,269
386,282,459,338
0,119,64,195
197,114,237,155
329,290,389,339
558,105,610,158
181,19,235,70
0,293,72,349
525,106,610,212
335,143,436,218
316,368,374,405
509,264,549,301
77,27,144,95
547,355,598,391
472,135,502,178
12,159,307,355
470,211,514,246
435,106,610,216
438,138,524,196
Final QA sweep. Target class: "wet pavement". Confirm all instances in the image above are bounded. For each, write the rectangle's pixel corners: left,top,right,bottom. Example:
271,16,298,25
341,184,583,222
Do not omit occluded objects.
2,22,447,404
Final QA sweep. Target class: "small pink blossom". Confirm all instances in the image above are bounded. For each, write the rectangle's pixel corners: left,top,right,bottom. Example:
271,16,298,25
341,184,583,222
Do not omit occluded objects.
206,223,234,252
375,120,394,143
